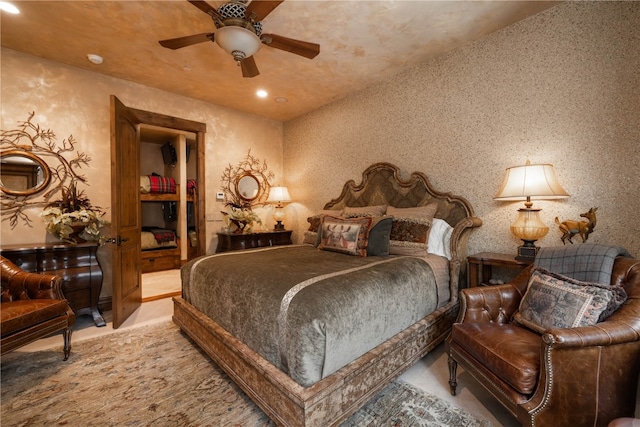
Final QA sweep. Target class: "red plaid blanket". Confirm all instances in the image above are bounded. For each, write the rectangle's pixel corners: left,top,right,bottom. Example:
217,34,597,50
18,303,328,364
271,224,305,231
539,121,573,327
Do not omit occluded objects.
148,175,176,194
148,228,176,244
187,179,197,195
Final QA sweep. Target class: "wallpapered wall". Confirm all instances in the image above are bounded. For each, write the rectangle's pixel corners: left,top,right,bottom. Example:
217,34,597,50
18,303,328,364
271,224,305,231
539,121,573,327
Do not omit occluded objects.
1,48,284,296
283,2,640,259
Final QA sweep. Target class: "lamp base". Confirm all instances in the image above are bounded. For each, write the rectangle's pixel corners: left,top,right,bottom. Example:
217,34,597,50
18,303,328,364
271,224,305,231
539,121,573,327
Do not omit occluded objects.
515,240,539,261
273,221,285,231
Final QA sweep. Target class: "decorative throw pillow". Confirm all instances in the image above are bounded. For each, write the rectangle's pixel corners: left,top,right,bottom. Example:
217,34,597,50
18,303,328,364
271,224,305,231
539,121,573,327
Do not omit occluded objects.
428,218,453,260
514,268,628,334
303,209,344,246
342,205,387,218
318,215,372,257
366,216,393,256
387,204,438,256
303,231,319,246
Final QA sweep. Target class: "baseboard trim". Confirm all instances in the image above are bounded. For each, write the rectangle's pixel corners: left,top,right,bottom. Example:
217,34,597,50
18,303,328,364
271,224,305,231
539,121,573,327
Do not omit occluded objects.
143,291,182,303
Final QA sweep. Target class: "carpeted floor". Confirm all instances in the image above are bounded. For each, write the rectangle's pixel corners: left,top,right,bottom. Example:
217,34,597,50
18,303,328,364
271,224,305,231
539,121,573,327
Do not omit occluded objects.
1,321,491,427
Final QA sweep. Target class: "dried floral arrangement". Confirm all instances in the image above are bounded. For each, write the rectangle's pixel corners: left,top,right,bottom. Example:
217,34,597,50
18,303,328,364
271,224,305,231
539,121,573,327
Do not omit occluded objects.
40,182,109,244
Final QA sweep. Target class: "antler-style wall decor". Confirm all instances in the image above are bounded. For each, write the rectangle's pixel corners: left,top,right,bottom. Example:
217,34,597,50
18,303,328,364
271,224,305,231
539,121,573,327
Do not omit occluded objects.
219,149,274,208
1,112,93,228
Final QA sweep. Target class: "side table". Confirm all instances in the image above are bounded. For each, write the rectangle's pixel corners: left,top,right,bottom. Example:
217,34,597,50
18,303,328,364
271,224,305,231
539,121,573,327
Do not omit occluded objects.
467,252,533,287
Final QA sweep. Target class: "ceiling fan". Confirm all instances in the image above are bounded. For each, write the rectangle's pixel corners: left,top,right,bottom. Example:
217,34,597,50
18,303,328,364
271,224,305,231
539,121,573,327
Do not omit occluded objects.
159,0,320,78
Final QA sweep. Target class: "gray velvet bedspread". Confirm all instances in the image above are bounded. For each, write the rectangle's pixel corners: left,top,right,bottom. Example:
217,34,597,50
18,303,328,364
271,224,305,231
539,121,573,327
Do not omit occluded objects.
181,245,439,387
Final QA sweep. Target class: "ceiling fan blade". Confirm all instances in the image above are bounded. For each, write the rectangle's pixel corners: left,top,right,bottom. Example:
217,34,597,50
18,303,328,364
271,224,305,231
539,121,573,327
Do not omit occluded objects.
159,33,215,50
261,34,320,59
240,56,260,78
245,1,283,21
188,0,223,20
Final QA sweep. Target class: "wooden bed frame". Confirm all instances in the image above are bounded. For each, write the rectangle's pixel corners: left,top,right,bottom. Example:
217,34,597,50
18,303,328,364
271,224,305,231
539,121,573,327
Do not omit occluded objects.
173,162,481,426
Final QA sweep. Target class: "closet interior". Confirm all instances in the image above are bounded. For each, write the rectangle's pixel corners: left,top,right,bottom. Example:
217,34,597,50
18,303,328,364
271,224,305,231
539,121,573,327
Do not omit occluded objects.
139,125,199,274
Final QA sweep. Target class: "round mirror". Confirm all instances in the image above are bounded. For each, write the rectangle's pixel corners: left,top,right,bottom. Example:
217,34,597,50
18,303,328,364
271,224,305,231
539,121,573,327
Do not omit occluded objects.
0,150,51,196
236,174,260,201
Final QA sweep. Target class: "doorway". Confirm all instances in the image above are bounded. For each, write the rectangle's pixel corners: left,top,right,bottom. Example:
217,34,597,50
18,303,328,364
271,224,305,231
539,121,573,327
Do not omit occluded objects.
110,96,206,327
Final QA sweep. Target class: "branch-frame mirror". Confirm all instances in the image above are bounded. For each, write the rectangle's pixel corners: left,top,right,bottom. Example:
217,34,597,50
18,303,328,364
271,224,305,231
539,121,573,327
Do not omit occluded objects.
220,150,274,208
1,112,94,228
1,150,52,196
236,173,260,202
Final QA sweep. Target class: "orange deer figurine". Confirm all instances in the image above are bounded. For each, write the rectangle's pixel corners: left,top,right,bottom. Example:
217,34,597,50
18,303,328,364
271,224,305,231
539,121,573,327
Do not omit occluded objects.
555,207,598,245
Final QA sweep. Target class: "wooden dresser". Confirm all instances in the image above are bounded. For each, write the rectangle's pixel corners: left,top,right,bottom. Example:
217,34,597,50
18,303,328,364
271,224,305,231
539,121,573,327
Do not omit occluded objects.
1,242,106,327
216,230,293,253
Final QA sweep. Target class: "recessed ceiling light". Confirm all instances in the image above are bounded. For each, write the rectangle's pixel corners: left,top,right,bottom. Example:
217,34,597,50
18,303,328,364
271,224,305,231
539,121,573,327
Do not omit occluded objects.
274,97,288,103
87,54,103,65
0,2,20,14
256,89,268,98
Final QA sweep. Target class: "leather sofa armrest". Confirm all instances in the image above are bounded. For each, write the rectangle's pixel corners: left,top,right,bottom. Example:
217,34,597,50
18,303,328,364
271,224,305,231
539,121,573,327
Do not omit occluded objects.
457,284,522,324
19,271,64,300
543,319,640,348
1,257,65,301
542,264,640,349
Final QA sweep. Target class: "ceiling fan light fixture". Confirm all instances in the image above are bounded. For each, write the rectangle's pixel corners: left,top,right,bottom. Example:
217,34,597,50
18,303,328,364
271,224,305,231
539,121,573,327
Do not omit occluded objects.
159,0,319,78
215,25,261,63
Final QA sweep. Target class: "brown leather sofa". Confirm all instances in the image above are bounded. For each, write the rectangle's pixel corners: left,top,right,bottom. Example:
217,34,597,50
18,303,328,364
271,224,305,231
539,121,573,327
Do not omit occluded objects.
1,256,75,360
447,256,640,427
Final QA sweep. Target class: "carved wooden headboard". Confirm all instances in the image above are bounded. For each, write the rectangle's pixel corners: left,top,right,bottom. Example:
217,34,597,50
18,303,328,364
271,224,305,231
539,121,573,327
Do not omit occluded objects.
323,162,482,293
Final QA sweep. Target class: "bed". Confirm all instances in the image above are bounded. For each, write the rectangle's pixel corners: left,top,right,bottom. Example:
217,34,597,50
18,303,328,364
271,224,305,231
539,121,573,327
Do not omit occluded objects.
139,175,182,273
139,174,198,272
140,174,176,195
141,228,178,250
173,162,481,426
140,228,180,273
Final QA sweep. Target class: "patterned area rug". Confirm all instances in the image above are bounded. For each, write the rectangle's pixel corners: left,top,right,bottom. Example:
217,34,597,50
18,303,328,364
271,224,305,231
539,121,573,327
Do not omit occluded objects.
1,321,490,426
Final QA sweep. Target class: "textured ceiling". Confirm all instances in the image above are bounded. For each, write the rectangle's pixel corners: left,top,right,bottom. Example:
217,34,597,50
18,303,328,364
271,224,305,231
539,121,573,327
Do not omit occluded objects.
1,1,557,122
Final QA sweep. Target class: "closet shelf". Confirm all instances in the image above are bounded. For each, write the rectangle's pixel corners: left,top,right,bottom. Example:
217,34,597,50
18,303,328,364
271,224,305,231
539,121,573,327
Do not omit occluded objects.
140,192,179,202
140,184,194,202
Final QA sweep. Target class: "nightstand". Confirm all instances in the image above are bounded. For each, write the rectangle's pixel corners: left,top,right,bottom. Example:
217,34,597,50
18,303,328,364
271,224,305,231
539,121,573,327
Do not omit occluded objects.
467,252,533,287
216,230,293,253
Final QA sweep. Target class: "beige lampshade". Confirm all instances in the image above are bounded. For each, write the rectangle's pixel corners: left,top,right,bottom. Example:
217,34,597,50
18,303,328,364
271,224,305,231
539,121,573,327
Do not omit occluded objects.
267,186,291,205
495,161,569,207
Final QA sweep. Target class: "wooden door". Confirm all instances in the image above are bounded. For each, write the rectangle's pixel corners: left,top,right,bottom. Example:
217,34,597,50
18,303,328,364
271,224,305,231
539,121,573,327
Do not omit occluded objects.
110,96,142,328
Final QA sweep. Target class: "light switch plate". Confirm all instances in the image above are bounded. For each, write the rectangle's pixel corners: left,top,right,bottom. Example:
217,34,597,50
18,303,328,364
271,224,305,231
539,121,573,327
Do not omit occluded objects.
216,192,224,201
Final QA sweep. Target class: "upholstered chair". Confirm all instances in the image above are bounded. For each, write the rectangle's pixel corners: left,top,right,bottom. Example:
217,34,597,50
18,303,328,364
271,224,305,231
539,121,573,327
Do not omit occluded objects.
1,256,75,360
446,250,640,427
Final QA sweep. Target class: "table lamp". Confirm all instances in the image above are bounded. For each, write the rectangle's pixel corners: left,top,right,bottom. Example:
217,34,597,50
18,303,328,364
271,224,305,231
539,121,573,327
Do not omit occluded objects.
494,160,569,260
267,186,291,230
